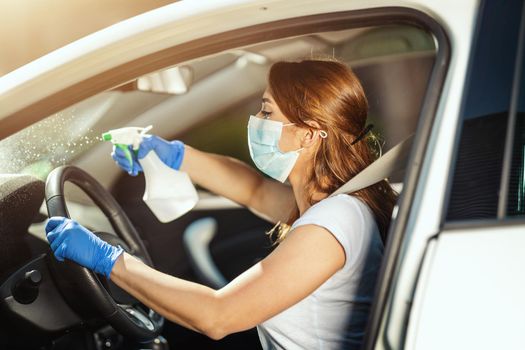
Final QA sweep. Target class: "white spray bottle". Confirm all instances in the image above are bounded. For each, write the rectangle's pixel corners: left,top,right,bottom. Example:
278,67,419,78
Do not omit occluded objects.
102,125,199,223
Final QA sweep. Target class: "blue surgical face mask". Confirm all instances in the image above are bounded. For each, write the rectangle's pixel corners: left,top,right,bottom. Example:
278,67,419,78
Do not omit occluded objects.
247,115,303,183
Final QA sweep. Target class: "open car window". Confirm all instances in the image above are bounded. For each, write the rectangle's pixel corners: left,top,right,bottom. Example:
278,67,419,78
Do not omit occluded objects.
0,24,436,195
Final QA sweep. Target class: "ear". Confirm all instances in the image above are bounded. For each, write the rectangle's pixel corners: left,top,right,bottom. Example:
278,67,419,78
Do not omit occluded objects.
300,120,325,148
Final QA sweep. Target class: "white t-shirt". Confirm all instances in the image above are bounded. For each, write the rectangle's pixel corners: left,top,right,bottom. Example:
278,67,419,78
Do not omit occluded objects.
256,194,384,350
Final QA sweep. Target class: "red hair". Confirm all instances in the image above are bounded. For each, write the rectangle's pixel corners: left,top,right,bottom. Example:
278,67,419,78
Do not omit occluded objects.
268,58,397,242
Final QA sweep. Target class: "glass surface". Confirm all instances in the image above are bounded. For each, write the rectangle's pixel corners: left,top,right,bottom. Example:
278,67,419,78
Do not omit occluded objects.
0,91,169,180
0,94,112,180
0,25,436,185
507,22,525,216
446,0,524,221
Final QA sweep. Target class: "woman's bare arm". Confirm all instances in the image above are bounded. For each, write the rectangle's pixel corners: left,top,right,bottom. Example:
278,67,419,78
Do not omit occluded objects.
180,145,296,223
110,223,345,339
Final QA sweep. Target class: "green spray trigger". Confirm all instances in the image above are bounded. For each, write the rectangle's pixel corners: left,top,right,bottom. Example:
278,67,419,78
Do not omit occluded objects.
116,143,134,169
102,125,152,171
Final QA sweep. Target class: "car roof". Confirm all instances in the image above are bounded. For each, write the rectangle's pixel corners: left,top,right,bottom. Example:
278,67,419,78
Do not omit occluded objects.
0,0,478,140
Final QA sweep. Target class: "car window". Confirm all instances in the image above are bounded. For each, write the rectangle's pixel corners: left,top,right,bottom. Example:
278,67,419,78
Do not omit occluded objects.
446,0,525,221
0,96,107,180
0,25,436,189
507,31,525,216
0,92,170,180
179,25,436,181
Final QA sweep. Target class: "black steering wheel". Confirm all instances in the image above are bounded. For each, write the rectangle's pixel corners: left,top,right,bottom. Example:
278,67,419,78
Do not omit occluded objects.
45,165,163,341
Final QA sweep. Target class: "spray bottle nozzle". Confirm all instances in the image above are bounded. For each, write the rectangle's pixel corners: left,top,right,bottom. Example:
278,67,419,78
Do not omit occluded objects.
102,125,152,168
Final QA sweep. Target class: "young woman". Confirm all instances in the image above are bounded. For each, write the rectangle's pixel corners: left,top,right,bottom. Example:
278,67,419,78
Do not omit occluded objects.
45,58,398,349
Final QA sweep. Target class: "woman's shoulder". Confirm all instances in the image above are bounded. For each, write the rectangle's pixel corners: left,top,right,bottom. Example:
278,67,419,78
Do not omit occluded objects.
301,194,372,222
292,194,381,269
292,194,376,238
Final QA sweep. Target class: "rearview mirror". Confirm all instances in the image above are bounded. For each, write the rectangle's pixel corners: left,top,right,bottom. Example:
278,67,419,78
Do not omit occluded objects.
114,65,194,95
137,65,194,95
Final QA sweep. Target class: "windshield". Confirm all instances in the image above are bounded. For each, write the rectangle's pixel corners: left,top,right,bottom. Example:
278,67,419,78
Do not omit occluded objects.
0,91,168,180
0,94,118,180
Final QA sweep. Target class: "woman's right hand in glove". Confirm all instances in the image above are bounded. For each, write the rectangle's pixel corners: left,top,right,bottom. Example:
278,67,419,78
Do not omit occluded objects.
111,135,185,176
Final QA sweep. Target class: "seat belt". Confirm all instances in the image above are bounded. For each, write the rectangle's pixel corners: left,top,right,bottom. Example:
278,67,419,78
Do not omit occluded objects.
330,134,414,197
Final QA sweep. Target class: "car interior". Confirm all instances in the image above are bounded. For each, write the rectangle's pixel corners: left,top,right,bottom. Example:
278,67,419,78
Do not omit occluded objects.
0,23,437,349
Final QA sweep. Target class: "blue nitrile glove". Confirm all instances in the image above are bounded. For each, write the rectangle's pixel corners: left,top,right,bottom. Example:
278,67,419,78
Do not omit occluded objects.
112,144,142,176
111,135,185,176
137,135,185,170
45,217,124,279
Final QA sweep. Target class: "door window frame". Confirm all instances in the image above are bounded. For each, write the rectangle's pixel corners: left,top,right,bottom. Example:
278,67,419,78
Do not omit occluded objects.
0,7,452,348
442,0,525,228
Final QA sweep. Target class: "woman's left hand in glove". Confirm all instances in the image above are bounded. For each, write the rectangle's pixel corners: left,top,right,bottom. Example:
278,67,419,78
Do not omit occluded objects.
45,217,124,279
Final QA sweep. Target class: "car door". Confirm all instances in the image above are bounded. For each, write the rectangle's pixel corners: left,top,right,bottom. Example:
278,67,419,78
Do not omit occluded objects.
407,1,525,348
367,1,525,349
106,11,441,349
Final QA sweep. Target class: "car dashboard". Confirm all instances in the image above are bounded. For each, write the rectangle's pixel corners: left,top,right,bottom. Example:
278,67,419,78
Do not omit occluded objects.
0,174,121,349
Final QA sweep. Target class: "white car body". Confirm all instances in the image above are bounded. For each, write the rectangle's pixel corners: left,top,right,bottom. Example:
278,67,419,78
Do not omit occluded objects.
1,1,523,349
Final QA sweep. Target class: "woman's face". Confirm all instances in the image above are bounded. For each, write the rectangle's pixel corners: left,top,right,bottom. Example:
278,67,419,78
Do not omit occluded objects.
257,89,302,153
